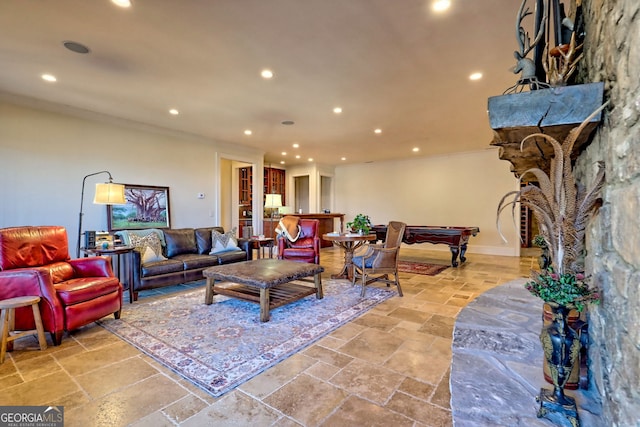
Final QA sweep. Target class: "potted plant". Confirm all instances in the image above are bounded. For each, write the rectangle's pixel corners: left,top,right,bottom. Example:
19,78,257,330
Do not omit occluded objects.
496,103,606,424
346,214,372,235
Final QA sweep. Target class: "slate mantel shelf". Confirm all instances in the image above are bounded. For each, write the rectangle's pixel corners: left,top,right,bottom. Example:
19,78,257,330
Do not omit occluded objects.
488,82,605,178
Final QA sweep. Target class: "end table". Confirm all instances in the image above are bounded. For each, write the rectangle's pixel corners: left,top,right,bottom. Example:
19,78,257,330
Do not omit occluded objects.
82,246,135,303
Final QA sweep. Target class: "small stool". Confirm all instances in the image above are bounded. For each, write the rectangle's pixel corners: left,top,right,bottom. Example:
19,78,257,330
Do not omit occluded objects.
0,296,48,363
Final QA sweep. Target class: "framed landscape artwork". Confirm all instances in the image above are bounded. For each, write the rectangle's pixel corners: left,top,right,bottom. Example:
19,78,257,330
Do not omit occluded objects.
107,184,170,231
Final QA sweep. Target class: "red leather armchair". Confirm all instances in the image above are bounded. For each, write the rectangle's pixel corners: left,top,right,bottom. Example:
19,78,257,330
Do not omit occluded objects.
0,226,123,345
277,219,321,264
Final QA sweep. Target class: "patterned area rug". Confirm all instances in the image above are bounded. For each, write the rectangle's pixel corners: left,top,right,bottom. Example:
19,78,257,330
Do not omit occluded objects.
397,261,449,276
98,279,394,397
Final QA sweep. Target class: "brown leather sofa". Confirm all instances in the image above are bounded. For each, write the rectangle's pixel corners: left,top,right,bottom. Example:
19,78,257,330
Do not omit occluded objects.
276,219,321,264
117,227,251,301
0,226,123,345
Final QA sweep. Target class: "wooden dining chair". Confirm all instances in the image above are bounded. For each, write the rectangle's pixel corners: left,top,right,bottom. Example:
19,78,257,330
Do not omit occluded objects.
352,221,406,297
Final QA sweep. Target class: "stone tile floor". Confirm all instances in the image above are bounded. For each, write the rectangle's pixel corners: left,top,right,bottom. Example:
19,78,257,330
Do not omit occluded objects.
0,247,537,426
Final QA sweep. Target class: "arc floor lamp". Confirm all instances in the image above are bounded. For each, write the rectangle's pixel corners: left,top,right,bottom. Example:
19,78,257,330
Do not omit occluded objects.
77,170,126,257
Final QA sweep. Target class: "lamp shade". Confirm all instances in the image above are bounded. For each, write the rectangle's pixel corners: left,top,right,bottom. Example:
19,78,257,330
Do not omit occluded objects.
93,182,126,205
264,194,282,208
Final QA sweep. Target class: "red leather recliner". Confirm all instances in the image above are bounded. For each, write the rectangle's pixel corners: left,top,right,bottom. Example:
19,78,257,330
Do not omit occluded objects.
0,226,123,345
277,219,321,264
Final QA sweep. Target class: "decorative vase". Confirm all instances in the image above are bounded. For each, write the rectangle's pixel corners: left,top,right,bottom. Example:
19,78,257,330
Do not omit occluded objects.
537,303,581,426
542,303,584,390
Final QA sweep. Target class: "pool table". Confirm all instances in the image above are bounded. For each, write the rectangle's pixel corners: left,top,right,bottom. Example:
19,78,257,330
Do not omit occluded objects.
371,225,480,267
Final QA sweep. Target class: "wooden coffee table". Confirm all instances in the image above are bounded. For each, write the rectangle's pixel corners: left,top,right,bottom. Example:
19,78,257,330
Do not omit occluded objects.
202,259,324,322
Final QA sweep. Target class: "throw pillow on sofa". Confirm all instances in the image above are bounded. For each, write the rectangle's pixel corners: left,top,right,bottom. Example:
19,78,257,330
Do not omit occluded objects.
210,228,239,254
129,232,167,263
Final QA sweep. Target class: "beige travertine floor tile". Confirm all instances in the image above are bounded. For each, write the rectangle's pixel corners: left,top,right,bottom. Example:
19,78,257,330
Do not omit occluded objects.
264,374,348,426
394,319,423,331
65,374,189,427
390,326,437,345
415,291,455,304
238,353,316,399
428,336,454,359
338,328,404,364
352,311,402,331
321,395,414,427
69,324,123,350
45,390,91,412
330,358,404,404
398,376,435,400
417,314,455,339
14,354,61,382
386,391,452,427
418,301,461,317
57,340,140,376
303,344,353,368
315,335,345,350
384,344,451,385
388,306,432,324
305,361,341,381
0,358,17,378
8,333,75,361
1,246,536,426
129,411,174,427
431,368,452,409
0,373,23,389
328,322,366,341
0,370,78,405
162,394,209,424
182,391,281,426
75,356,158,399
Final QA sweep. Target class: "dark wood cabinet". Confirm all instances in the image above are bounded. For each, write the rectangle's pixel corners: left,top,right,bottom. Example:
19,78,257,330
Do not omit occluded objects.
264,167,285,204
238,166,286,206
239,167,252,204
238,166,286,239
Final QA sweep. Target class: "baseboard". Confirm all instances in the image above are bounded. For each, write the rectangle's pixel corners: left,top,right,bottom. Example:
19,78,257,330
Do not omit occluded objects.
400,243,520,257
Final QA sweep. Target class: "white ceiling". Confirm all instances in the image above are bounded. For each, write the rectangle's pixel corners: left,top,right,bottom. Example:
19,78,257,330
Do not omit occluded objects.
0,0,521,167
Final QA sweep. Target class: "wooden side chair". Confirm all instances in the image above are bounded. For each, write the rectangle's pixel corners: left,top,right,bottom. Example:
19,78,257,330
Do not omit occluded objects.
352,221,406,297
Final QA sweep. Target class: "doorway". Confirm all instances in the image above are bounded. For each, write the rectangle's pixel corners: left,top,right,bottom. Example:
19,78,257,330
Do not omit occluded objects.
294,175,309,213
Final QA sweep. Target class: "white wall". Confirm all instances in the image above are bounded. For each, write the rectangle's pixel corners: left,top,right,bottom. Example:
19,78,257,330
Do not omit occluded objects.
0,98,263,253
1,97,520,258
334,150,521,256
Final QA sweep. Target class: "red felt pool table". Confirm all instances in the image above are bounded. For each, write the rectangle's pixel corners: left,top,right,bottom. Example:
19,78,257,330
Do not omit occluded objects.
371,225,480,267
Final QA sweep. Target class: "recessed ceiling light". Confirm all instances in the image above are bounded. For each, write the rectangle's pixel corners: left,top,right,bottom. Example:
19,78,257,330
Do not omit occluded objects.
244,130,252,135
295,155,301,159
333,107,342,114
432,0,451,12
41,74,56,82
63,41,90,54
281,152,287,156
292,143,299,148
308,158,314,162
280,161,285,165
374,128,382,134
111,0,132,8
412,147,420,152
261,69,274,79
169,109,179,115
341,157,346,161
469,72,483,80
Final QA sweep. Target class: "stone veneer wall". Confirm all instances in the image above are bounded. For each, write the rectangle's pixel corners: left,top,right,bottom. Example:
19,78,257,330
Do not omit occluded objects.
573,0,640,425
